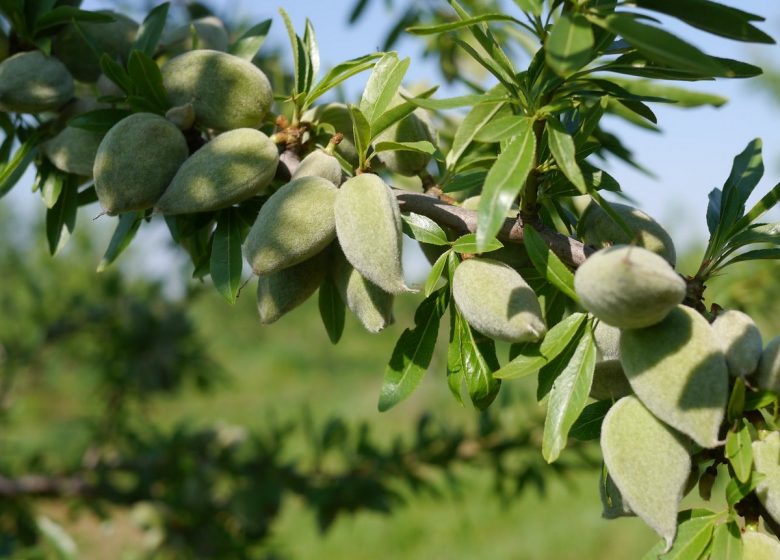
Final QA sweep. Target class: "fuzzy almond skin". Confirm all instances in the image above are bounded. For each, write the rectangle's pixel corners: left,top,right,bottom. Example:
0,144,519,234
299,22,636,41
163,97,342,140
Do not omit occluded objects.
162,50,272,131
42,126,103,177
620,305,728,449
753,431,780,527
256,251,328,324
94,113,188,215
590,361,632,401
578,201,677,265
600,471,634,519
244,176,338,276
755,337,780,393
712,310,763,378
332,249,394,333
600,396,690,550
163,16,229,54
742,531,780,559
0,51,74,113
156,128,278,215
574,245,686,329
52,11,138,82
376,111,435,176
302,103,358,168
452,258,547,343
292,150,343,186
334,174,407,294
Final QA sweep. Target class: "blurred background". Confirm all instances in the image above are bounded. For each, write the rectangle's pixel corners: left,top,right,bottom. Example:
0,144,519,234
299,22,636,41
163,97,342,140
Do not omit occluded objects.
2,1,780,558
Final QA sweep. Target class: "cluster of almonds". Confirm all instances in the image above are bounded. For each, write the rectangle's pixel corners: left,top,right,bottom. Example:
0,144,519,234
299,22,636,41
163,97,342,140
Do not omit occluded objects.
574,229,780,551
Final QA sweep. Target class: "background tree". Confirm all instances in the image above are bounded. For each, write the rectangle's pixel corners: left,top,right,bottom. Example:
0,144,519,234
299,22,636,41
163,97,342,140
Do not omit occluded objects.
1,0,780,558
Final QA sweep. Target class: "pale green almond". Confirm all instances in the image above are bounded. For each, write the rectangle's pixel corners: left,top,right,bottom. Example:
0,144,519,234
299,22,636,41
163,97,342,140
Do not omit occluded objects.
753,431,780,526
42,126,104,177
244,176,338,276
162,50,272,130
375,110,435,176
156,128,278,215
94,113,189,215
52,11,138,82
165,103,195,130
600,470,634,519
292,150,343,186
620,305,729,448
334,173,408,294
742,531,780,559
0,51,74,113
332,248,394,333
594,321,621,362
452,258,547,343
712,309,763,378
256,251,328,324
302,103,358,168
590,361,632,401
756,336,780,394
600,396,691,549
163,16,230,54
579,201,677,265
574,245,686,329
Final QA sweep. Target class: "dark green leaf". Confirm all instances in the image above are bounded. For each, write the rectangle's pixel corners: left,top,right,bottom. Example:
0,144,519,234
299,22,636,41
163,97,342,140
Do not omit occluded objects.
709,521,742,560
442,170,487,193
39,168,64,209
369,86,438,140
407,13,520,35
319,275,345,345
542,327,597,462
378,287,448,411
127,50,169,113
630,0,774,44
96,212,143,272
279,7,310,97
209,210,244,304
476,119,535,252
424,249,450,298
406,91,508,111
0,131,41,198
715,139,765,240
451,233,503,254
447,305,465,406
455,310,501,410
726,473,764,508
744,389,777,411
446,90,508,170
374,140,438,157
547,117,587,194
522,225,578,302
608,78,727,107
453,38,516,92
99,53,132,94
546,13,594,77
34,6,113,32
46,178,78,255
132,2,169,57
474,115,532,144
569,399,612,441
725,419,753,484
68,108,132,133
228,19,272,60
727,181,780,241
402,212,449,245
727,222,780,250
727,377,746,423
359,52,409,124
726,248,780,266
305,53,382,107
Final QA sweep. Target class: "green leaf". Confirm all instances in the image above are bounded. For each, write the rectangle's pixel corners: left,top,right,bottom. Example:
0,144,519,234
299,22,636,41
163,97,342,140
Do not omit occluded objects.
725,248,780,266
546,13,594,77
453,38,516,92
727,222,780,250
569,399,612,441
374,140,438,157
406,13,520,35
725,419,753,484
744,389,777,411
424,250,450,298
36,516,78,560
542,327,597,462
455,310,501,410
727,377,746,423
209,210,244,304
726,473,764,508
68,108,132,133
512,0,542,16
97,212,143,272
318,275,345,345
0,132,40,198
443,170,487,194
474,114,532,143
34,6,113,32
127,50,169,113
38,168,64,209
305,53,382,107
46,178,78,255
447,304,465,406
607,78,727,108
713,139,765,241
303,18,320,81
547,117,587,194
522,225,578,302
709,521,742,560
496,313,587,380
99,53,132,94
401,212,449,245
378,287,448,411
228,19,272,60
657,511,717,560
369,86,438,140
348,105,370,168
279,8,311,97
132,2,169,57
446,91,508,170
359,52,409,124
476,119,535,252
630,0,773,44
727,181,780,241
588,13,726,77
451,233,503,254
406,91,508,111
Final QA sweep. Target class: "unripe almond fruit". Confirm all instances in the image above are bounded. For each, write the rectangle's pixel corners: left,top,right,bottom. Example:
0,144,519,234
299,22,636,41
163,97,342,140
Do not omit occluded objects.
574,245,686,329
375,111,435,176
302,103,359,168
620,305,728,448
94,113,188,215
753,430,780,527
742,531,780,559
0,51,74,113
42,126,104,177
755,336,780,393
292,150,343,186
332,248,394,333
256,251,328,324
163,16,229,55
712,309,762,378
156,128,278,215
244,176,338,276
162,50,272,131
334,173,408,294
600,396,691,550
452,258,546,343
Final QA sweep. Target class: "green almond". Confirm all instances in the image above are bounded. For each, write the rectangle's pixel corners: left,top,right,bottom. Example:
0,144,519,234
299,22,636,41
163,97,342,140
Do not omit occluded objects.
302,103,359,168
163,16,229,55
0,51,74,113
292,150,343,186
42,126,104,177
753,431,780,526
256,251,328,324
332,248,394,333
756,336,780,393
712,309,762,378
742,531,780,559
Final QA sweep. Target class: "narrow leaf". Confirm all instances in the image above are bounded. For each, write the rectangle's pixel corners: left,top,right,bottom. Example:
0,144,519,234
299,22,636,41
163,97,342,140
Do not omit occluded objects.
97,212,143,272
709,521,742,560
546,13,594,77
569,399,612,441
46,178,78,255
725,419,753,484
127,50,169,113
457,311,501,410
229,19,272,60
209,210,244,304
359,52,409,124
451,233,503,254
406,91,508,111
319,275,345,344
424,250,450,298
132,2,169,57
547,117,587,194
407,13,520,35
523,225,578,302
305,53,382,107
402,212,449,245
446,92,507,170
68,108,132,133
0,132,40,198
348,105,370,168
